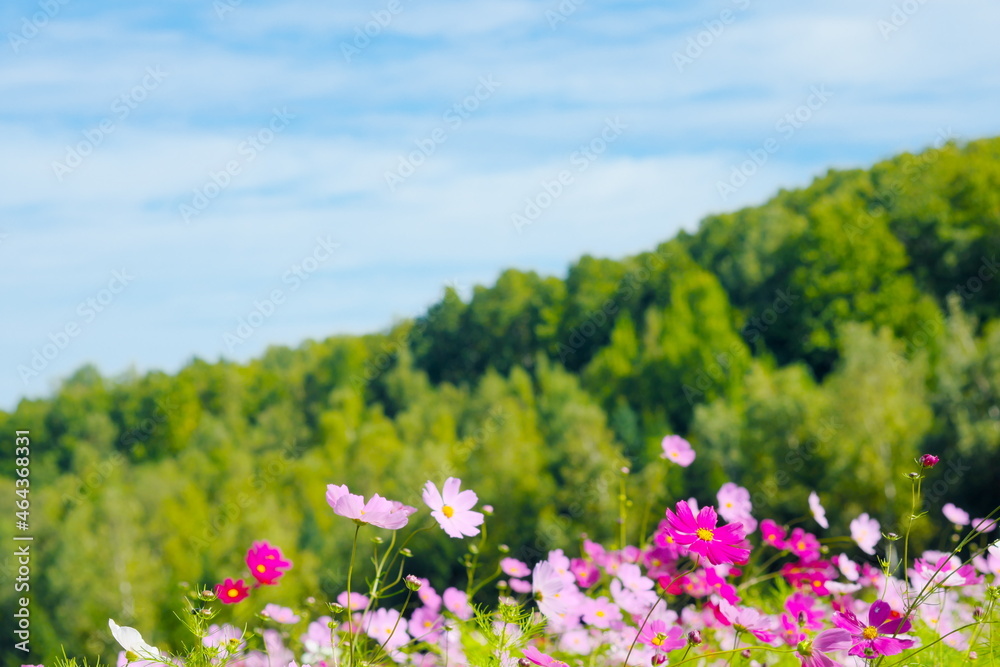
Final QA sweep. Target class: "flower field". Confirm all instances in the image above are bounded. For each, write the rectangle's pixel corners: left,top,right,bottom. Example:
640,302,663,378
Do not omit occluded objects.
61,439,998,667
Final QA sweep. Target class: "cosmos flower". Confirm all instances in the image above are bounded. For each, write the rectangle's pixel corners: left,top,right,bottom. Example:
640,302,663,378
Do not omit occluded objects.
664,501,750,566
942,503,970,526
246,541,292,585
261,604,301,624
808,492,829,529
796,628,851,667
423,477,485,538
109,619,161,659
532,561,569,620
636,619,686,654
850,513,880,556
661,435,696,467
216,578,250,604
326,483,417,530
832,600,916,659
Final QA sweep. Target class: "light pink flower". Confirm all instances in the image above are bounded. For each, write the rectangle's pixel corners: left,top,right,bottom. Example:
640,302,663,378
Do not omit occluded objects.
261,604,300,624
326,484,416,529
422,477,485,538
850,513,880,556
972,517,998,533
942,503,970,525
661,435,696,467
501,557,531,577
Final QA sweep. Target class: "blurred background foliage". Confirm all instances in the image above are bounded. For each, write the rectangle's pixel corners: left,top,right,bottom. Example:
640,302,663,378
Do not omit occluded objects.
2,137,1000,661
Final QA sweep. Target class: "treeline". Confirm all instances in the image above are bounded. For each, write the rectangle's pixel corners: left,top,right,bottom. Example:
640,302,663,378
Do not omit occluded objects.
1,137,999,663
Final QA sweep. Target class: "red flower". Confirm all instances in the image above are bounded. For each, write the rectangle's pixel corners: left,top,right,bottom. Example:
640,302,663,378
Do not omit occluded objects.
246,541,292,585
215,577,250,604
664,501,750,566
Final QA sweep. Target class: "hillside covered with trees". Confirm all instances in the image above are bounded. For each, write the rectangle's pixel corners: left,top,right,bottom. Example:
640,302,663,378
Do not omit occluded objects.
2,136,999,662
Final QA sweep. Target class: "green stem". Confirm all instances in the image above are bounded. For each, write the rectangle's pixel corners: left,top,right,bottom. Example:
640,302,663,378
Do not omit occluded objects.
343,524,361,667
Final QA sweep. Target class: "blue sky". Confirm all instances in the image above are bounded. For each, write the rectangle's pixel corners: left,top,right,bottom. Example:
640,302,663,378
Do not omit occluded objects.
2,0,999,409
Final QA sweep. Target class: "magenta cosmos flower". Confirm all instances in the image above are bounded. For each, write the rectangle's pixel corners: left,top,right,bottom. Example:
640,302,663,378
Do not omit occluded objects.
215,577,250,604
422,477,485,538
661,435,696,467
326,484,417,529
246,541,292,585
664,500,749,565
832,599,915,659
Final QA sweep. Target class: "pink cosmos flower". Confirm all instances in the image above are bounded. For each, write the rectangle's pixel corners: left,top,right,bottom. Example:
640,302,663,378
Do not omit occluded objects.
443,587,473,620
832,599,916,659
215,578,250,604
326,484,416,529
636,619,686,654
260,604,300,624
203,624,244,652
522,645,569,667
717,483,752,520
581,596,622,629
704,566,740,605
850,513,880,555
787,528,821,561
569,558,600,588
337,591,369,611
408,606,444,641
942,503,970,526
509,578,533,594
364,607,410,652
761,519,788,550
808,492,829,529
796,628,851,667
422,477,485,539
661,435,696,467
664,501,750,565
972,517,998,534
913,554,984,587
501,557,531,578
719,600,777,643
246,541,292,585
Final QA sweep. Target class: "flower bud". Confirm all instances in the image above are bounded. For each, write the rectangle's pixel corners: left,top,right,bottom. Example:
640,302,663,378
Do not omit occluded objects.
483,504,494,515
907,472,920,479
328,602,345,614
399,548,413,558
740,648,752,659
918,454,940,468
687,630,703,646
498,543,510,554
652,654,667,665
974,606,985,620
405,574,422,591
199,589,218,602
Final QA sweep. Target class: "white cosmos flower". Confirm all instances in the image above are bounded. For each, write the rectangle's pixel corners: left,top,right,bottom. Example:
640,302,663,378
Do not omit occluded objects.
109,618,161,658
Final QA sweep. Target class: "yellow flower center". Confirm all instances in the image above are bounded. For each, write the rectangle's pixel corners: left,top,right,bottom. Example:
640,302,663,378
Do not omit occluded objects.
652,632,666,646
696,528,714,541
596,610,605,617
797,541,806,550
228,588,239,598
671,452,679,458
257,564,266,573
442,505,455,518
862,626,879,640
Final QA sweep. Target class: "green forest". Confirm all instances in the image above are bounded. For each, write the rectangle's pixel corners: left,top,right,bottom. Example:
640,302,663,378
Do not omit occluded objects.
2,136,1000,663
